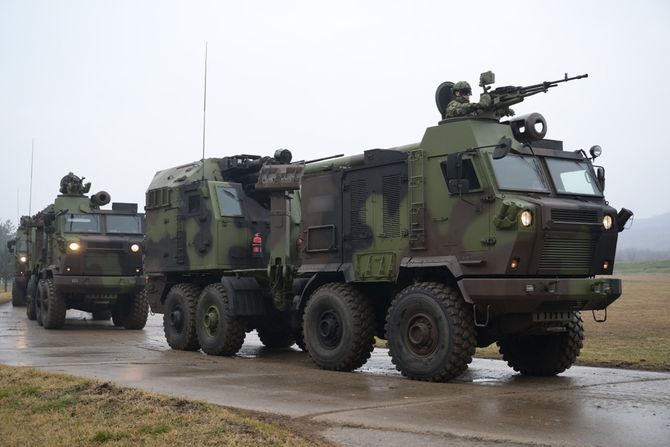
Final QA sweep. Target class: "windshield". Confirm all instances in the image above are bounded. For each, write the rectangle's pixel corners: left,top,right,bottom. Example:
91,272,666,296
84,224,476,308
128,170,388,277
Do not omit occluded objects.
16,239,28,251
546,158,603,196
106,215,143,234
216,186,243,216
63,214,101,233
489,154,550,193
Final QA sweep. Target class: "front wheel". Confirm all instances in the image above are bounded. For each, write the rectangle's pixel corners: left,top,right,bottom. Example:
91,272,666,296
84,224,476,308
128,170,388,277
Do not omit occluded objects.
11,278,26,307
40,279,66,330
385,282,476,382
196,284,246,356
163,283,201,351
26,277,38,321
115,291,149,330
497,312,584,376
303,283,375,371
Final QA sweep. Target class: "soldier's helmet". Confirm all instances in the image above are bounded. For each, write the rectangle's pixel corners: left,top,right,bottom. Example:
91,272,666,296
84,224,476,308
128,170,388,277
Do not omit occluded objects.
453,81,472,96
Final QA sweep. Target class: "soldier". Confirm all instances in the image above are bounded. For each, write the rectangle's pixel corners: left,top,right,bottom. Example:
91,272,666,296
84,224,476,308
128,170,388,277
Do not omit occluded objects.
446,81,479,118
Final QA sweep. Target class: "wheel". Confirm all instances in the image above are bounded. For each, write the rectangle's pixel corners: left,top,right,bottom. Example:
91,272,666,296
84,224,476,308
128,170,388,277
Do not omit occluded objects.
40,278,67,329
257,325,294,348
91,310,112,320
196,283,246,355
35,280,44,326
385,282,476,382
115,291,149,330
11,278,27,306
497,312,584,376
303,283,375,371
111,308,123,327
26,277,38,321
163,283,201,351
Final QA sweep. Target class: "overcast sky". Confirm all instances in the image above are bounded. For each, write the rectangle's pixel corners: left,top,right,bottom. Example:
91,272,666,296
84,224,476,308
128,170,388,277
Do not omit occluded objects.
1,0,668,225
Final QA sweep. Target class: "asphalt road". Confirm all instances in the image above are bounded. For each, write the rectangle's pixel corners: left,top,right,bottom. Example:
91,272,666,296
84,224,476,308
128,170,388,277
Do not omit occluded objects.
1,302,668,447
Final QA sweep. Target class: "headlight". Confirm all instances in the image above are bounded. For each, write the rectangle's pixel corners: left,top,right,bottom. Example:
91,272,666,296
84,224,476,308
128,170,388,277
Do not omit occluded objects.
603,215,613,230
68,242,81,252
19,256,27,263
520,210,533,227
130,243,140,253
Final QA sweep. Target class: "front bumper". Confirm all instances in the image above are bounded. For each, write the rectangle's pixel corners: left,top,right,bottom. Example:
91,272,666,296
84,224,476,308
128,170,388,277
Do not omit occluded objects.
52,275,145,295
458,277,621,314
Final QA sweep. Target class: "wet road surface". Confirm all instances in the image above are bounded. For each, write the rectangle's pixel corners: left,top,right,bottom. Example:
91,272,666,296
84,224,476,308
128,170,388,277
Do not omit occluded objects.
1,303,668,447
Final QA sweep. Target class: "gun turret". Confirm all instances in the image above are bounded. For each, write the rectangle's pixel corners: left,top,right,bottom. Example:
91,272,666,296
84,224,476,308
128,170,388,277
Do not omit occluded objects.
476,72,588,118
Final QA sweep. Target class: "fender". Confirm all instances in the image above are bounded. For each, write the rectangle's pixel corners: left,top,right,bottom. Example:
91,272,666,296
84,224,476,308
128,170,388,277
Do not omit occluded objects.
220,276,268,316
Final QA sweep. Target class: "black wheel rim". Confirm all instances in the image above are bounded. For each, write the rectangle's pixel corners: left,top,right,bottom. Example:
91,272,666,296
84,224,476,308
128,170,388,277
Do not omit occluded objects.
317,309,342,349
403,312,438,357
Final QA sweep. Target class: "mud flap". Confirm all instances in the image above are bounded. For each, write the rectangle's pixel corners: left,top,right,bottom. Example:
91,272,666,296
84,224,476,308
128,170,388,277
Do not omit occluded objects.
220,276,267,316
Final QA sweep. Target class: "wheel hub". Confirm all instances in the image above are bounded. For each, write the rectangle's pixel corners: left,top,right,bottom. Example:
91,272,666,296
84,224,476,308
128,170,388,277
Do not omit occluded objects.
318,310,341,348
203,305,220,337
405,313,437,357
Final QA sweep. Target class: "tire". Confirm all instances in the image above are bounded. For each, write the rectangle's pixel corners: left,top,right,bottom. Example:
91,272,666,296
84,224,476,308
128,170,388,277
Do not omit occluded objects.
35,280,44,326
196,283,246,355
385,282,476,382
40,278,67,330
11,278,27,306
258,325,294,349
116,291,149,330
163,283,201,351
497,312,584,376
303,283,375,371
26,277,38,321
91,310,112,320
111,308,124,327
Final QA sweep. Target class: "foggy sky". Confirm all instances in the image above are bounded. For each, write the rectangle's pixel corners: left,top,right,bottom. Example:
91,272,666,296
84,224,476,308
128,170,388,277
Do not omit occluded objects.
1,0,668,224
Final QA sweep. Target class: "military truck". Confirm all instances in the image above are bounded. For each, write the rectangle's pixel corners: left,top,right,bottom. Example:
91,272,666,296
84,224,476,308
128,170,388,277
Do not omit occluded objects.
6,218,31,306
145,72,631,381
22,173,148,330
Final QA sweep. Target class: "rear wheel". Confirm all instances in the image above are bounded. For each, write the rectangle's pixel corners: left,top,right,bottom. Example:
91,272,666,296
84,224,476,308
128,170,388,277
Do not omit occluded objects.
497,312,584,376
196,284,246,355
385,282,476,382
115,291,149,330
303,283,375,371
11,278,26,306
163,283,201,351
26,277,38,321
40,279,66,330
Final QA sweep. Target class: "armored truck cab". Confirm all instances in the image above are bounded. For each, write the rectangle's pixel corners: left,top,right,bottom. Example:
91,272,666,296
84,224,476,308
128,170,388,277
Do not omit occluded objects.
6,220,31,306
26,173,148,329
143,152,301,351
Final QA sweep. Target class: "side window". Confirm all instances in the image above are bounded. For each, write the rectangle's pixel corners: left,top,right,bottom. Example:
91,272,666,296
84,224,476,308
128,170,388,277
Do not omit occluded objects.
216,186,243,216
460,159,481,191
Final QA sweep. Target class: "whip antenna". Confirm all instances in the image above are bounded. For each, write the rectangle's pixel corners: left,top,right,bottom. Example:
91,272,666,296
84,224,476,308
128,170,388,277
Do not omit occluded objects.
201,42,208,181
29,138,34,215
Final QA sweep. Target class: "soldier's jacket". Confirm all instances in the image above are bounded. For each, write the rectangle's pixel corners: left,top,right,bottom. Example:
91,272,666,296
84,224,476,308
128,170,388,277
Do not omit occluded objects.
446,97,477,118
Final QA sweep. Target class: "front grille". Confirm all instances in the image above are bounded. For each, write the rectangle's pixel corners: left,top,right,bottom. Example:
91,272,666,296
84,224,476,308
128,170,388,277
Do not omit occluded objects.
551,209,599,224
539,238,596,274
87,241,125,250
84,253,122,275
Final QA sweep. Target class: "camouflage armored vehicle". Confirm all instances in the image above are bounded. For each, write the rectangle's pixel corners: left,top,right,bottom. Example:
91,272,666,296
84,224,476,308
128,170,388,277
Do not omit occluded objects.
6,217,31,306
22,173,148,329
146,72,631,382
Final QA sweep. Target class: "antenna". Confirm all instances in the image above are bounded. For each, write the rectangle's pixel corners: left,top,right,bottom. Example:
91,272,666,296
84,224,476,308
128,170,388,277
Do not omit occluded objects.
16,188,19,225
201,42,208,181
29,138,35,215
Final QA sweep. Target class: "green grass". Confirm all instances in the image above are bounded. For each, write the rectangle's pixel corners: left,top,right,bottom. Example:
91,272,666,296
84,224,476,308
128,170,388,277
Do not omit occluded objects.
614,259,670,274
0,365,332,447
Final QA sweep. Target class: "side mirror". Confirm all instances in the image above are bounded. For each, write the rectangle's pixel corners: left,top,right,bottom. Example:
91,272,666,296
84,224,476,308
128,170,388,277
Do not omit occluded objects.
596,166,606,191
441,153,471,194
492,136,513,160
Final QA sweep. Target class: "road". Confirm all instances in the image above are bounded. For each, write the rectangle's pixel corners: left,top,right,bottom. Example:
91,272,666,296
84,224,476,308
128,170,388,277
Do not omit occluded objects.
1,302,668,447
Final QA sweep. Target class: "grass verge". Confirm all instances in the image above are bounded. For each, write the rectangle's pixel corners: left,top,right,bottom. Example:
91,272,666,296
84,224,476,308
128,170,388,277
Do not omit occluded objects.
475,273,670,371
0,364,331,447
0,290,10,304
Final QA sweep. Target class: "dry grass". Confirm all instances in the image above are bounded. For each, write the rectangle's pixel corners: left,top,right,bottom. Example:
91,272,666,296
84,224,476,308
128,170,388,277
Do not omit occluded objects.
476,274,670,371
0,365,332,447
0,290,10,304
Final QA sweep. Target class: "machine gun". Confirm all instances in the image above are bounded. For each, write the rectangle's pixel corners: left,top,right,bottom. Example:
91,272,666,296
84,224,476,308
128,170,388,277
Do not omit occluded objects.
476,71,588,118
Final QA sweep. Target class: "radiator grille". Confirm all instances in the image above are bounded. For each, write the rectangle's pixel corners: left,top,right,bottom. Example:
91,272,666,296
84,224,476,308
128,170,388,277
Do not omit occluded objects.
539,238,596,273
84,253,122,275
551,209,599,224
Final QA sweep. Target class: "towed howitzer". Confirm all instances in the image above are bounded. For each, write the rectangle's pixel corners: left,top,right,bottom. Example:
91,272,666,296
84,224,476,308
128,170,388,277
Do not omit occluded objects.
476,71,588,118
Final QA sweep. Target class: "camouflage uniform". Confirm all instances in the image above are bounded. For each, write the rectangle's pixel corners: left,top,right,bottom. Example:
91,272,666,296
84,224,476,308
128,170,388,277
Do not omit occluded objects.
446,96,478,118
